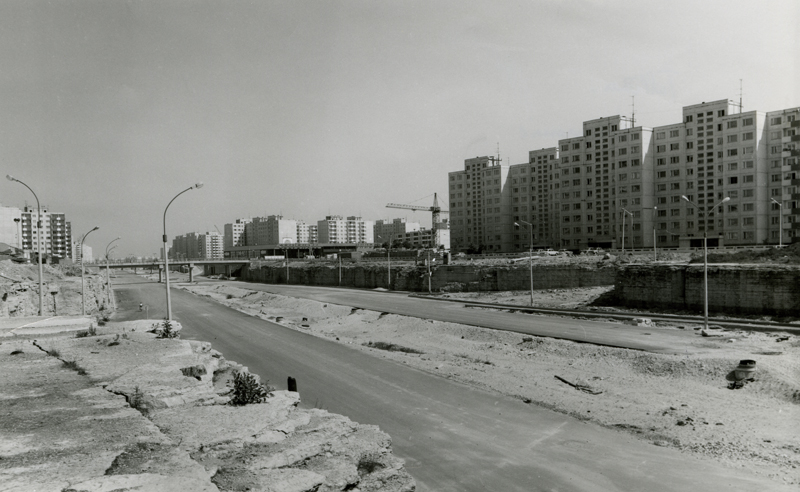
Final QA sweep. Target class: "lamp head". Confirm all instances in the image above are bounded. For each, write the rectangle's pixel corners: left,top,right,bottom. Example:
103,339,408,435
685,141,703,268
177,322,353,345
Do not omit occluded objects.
722,197,731,203
194,182,204,189
681,195,688,201
6,174,16,182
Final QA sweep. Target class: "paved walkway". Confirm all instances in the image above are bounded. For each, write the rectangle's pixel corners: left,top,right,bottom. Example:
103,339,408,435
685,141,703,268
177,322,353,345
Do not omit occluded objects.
0,315,94,337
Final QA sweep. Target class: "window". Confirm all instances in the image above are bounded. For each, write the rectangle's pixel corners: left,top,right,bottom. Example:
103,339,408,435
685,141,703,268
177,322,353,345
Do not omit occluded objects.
743,175,754,183
686,115,693,123
670,130,680,138
657,145,666,152
729,177,738,184
727,135,738,143
657,171,667,178
771,116,782,125
657,158,666,166
742,132,753,141
727,149,739,157
743,117,753,126
726,121,738,129
670,143,680,150
743,189,754,197
657,183,667,191
656,132,666,139
727,204,738,213
631,159,640,166
670,156,681,164
718,110,725,117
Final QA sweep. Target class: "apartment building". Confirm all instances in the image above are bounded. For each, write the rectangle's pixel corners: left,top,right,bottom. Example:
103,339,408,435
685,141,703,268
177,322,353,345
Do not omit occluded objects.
373,218,421,245
0,205,73,260
296,221,318,243
245,215,298,245
224,219,250,249
448,98,800,252
395,228,451,250
199,232,224,259
317,215,374,244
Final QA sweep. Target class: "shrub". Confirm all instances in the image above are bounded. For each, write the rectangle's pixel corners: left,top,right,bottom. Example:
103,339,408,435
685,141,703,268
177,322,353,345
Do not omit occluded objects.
128,386,145,411
10,349,23,355
156,320,180,339
229,371,273,406
46,348,61,357
63,359,88,376
363,341,424,354
76,326,98,338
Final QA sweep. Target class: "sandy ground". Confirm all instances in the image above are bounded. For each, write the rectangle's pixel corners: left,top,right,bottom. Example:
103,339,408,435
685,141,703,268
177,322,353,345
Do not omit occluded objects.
171,280,800,487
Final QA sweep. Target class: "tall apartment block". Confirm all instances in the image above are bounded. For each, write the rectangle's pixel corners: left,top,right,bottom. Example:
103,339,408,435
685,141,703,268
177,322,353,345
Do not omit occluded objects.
245,215,298,245
374,218,421,245
296,221,318,243
448,98,800,252
317,215,374,244
224,218,250,249
0,204,73,260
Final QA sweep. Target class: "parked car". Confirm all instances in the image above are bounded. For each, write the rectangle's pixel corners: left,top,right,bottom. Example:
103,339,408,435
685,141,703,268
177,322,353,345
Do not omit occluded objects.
543,249,559,256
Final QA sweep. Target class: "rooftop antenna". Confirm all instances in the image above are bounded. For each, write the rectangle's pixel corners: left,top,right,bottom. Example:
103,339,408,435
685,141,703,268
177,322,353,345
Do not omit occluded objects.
739,79,743,113
631,95,635,128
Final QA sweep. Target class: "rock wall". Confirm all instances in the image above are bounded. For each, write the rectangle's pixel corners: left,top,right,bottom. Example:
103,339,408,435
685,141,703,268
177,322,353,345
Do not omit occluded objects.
0,273,111,317
615,264,800,316
242,262,617,292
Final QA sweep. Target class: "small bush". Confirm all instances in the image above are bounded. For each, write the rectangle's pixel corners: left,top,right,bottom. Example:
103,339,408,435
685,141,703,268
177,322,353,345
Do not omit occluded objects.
226,294,234,299
229,371,273,406
156,320,180,339
46,348,61,358
363,341,424,354
75,326,98,338
63,359,88,376
128,386,145,411
10,349,23,355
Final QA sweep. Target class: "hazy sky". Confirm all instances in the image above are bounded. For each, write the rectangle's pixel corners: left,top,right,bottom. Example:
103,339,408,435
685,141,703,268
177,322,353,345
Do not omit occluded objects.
1,0,797,257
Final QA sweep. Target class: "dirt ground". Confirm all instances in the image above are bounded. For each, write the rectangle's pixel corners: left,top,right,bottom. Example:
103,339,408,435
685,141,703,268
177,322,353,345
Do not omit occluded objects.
175,281,800,488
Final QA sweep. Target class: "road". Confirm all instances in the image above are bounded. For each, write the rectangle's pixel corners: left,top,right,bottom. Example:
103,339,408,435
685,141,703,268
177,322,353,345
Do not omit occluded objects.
225,281,701,354
113,273,789,492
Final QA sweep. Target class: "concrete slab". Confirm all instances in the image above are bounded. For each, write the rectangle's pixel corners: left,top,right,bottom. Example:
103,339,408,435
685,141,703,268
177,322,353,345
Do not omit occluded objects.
0,315,94,337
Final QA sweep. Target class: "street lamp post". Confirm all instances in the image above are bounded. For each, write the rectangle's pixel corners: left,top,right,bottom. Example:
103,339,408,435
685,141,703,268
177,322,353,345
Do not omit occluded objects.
514,221,534,306
621,208,633,255
6,175,44,316
105,237,121,310
80,226,100,316
771,198,783,248
681,195,730,331
163,183,203,321
653,206,658,261
376,234,393,289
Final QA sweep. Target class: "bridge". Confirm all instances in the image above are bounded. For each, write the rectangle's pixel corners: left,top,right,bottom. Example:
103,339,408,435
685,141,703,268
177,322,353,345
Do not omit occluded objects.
87,259,251,282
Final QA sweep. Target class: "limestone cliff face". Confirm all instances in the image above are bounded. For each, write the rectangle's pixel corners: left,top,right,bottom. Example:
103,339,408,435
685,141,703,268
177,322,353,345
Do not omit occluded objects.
243,262,616,292
0,269,111,317
615,264,800,316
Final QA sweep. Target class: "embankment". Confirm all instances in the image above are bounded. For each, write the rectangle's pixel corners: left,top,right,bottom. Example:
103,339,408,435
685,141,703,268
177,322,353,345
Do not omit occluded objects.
242,261,617,292
615,263,800,317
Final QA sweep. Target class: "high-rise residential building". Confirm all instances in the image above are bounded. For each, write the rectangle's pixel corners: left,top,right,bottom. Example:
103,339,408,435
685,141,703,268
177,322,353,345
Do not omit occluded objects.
72,242,93,263
224,218,250,249
296,221,318,243
1,204,73,260
448,98,800,252
374,218,420,245
317,215,374,244
245,215,298,245
199,232,224,259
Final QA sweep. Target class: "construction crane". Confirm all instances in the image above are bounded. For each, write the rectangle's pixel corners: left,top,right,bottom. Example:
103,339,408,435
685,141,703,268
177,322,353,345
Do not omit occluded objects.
386,193,449,248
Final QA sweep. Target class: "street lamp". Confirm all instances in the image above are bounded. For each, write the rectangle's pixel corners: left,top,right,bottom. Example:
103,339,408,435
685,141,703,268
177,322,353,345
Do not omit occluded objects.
80,226,100,316
681,195,730,331
771,198,783,248
514,221,534,306
621,208,633,255
163,182,203,321
376,234,393,289
652,206,658,261
6,175,44,316
105,237,121,310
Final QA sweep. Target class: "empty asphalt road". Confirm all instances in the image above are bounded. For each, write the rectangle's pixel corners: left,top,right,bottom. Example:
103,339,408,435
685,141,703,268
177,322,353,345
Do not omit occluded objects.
113,274,789,491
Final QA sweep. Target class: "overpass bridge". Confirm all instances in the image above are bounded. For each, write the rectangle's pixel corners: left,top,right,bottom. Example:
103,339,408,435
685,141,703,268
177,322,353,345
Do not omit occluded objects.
87,259,251,282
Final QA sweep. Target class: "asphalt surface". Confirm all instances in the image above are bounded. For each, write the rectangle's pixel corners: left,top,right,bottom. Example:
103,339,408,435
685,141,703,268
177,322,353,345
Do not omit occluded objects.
113,273,791,492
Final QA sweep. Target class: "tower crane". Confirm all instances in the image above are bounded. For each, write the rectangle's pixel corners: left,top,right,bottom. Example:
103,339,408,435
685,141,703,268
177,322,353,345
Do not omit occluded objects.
386,193,449,248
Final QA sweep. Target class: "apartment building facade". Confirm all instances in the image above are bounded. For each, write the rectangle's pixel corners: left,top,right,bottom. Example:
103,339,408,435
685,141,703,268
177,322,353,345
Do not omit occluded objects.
373,218,421,245
317,215,374,244
224,219,250,249
0,205,73,260
245,215,298,245
448,99,800,253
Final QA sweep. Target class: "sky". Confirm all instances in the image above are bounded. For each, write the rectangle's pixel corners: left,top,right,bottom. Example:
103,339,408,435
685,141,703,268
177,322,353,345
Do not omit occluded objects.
1,0,798,258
